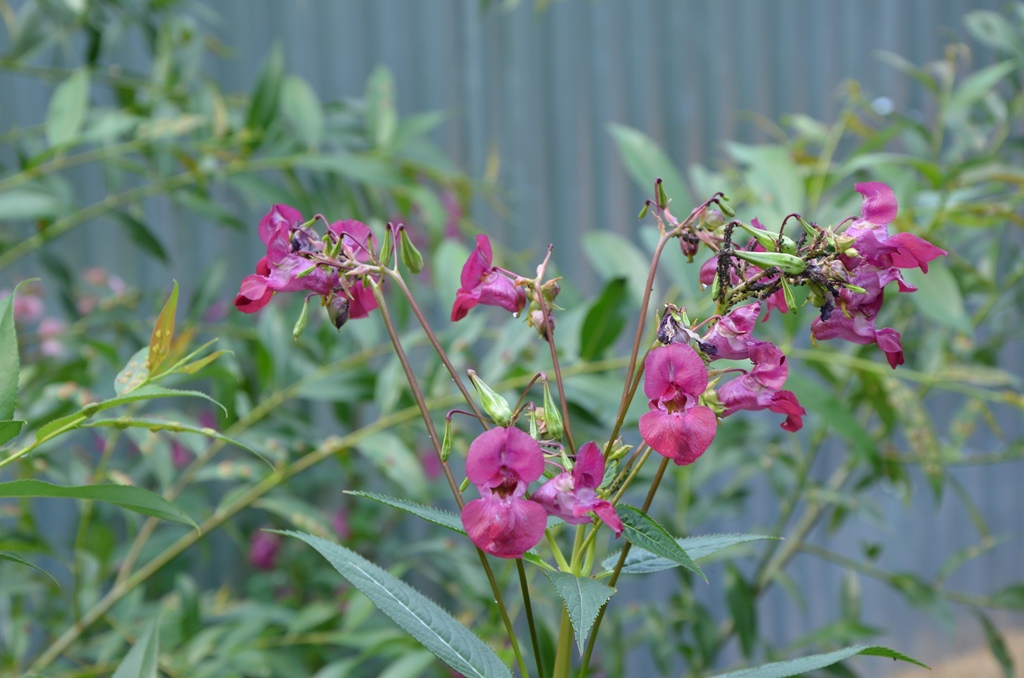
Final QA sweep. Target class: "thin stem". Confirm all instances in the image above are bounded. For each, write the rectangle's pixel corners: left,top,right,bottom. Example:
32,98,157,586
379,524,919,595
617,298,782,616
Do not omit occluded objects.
579,456,671,675
383,268,489,427
534,247,575,456
369,282,528,678
518,558,546,678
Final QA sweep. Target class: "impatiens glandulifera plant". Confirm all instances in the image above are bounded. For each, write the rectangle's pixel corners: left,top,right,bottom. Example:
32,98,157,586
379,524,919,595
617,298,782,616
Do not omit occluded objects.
230,178,941,677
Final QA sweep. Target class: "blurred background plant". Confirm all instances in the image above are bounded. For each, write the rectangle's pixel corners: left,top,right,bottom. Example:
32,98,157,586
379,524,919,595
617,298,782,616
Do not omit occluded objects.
0,0,1022,676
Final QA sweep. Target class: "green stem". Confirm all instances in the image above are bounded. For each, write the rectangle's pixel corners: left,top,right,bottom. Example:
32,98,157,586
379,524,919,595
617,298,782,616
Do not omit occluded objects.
534,248,575,456
369,282,528,678
552,606,574,678
518,558,546,678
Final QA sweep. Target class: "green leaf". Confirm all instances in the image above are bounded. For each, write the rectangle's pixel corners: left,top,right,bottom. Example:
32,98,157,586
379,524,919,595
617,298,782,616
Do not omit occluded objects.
366,65,398,149
46,68,90,147
283,531,512,678
147,281,178,374
976,612,1014,678
602,533,776,575
964,10,1024,59
115,346,150,395
35,412,88,441
608,123,691,206
902,262,968,330
948,61,1017,122
114,213,169,263
726,564,757,659
543,571,615,654
0,420,24,446
0,551,60,586
354,431,427,499
291,153,402,187
707,645,926,677
581,231,653,306
991,584,1024,611
282,75,324,150
0,188,61,221
345,491,465,535
246,43,284,133
616,505,705,582
0,480,195,527
93,384,227,416
785,373,876,461
0,283,23,420
725,142,805,225
81,417,263,464
579,278,628,362
111,616,160,678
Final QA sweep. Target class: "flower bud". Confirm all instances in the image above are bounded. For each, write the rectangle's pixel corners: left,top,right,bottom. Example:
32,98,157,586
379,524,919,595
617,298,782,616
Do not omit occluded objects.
467,369,512,426
541,279,561,305
399,227,424,274
718,198,736,217
607,439,632,462
833,234,857,253
638,202,650,220
703,208,726,229
378,223,395,266
807,282,827,307
780,277,797,314
798,216,818,240
542,379,564,441
656,178,668,209
292,296,310,339
778,235,798,255
326,295,351,330
733,250,807,275
440,416,453,463
736,222,778,252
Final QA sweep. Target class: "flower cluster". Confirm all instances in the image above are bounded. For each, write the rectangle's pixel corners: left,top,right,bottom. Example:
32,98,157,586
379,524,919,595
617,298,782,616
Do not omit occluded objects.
234,205,378,328
461,427,622,558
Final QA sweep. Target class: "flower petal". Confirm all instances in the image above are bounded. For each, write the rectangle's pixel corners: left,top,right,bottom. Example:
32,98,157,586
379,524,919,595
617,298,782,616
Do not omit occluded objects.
639,406,717,466
855,182,898,225
465,427,545,488
461,495,547,558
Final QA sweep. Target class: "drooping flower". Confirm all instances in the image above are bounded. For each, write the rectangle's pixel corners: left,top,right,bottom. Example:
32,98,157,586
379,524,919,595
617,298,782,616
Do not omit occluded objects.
532,442,623,536
718,343,805,431
699,302,765,360
460,427,547,558
451,234,527,322
639,344,718,465
846,182,947,274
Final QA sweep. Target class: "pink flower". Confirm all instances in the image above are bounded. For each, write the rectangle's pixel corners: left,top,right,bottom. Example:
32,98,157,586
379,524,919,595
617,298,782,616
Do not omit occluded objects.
812,314,904,369
249,531,282,571
532,442,623,536
639,344,718,465
846,182,947,273
461,427,547,558
718,343,805,431
451,235,527,322
699,302,764,360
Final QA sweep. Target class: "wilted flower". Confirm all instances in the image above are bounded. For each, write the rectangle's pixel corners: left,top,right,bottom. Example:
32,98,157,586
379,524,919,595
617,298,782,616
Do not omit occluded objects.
639,344,717,466
845,182,946,274
718,343,805,431
532,442,623,536
699,302,764,360
451,235,527,322
460,427,547,558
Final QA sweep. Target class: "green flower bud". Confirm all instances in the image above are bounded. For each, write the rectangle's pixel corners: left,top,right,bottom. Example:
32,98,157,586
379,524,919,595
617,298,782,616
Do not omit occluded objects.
797,216,818,240
718,199,736,217
736,222,779,252
779,235,798,255
399,227,424,274
459,476,471,493
292,296,310,340
440,416,453,463
542,379,564,441
780,276,797,314
607,439,632,462
733,249,807,275
467,369,512,426
378,224,395,266
638,202,650,220
656,178,668,209
807,282,827,307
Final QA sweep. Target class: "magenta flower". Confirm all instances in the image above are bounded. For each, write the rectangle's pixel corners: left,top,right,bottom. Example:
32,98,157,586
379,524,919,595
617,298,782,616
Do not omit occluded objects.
718,343,805,431
461,427,547,558
699,302,764,360
451,234,527,322
249,531,282,571
532,442,623,536
846,182,947,273
639,344,718,466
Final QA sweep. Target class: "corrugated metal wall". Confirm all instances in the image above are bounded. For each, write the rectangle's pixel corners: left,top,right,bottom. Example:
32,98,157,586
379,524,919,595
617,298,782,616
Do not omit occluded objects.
3,1,1019,673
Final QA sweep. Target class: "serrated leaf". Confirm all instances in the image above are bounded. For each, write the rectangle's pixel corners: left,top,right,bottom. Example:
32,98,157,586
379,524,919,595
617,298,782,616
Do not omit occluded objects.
346,491,465,535
608,123,690,206
171,349,228,375
282,75,324,150
81,417,263,464
147,281,178,373
543,571,615,654
0,480,195,527
617,505,705,582
0,283,23,420
602,533,776,575
35,412,88,441
46,68,90,147
707,645,926,677
579,278,628,361
0,420,24,446
0,551,59,586
115,347,150,395
283,531,511,678
111,616,160,678
93,385,227,416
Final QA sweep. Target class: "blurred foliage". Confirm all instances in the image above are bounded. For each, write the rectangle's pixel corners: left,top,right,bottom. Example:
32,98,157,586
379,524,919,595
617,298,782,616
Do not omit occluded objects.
0,0,1023,677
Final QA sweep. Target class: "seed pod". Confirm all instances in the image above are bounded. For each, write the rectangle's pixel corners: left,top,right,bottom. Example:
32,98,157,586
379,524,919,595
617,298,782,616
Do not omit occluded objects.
733,249,807,275
292,296,311,339
440,416,453,463
780,276,797,313
399,227,424,274
736,222,779,252
378,223,395,266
